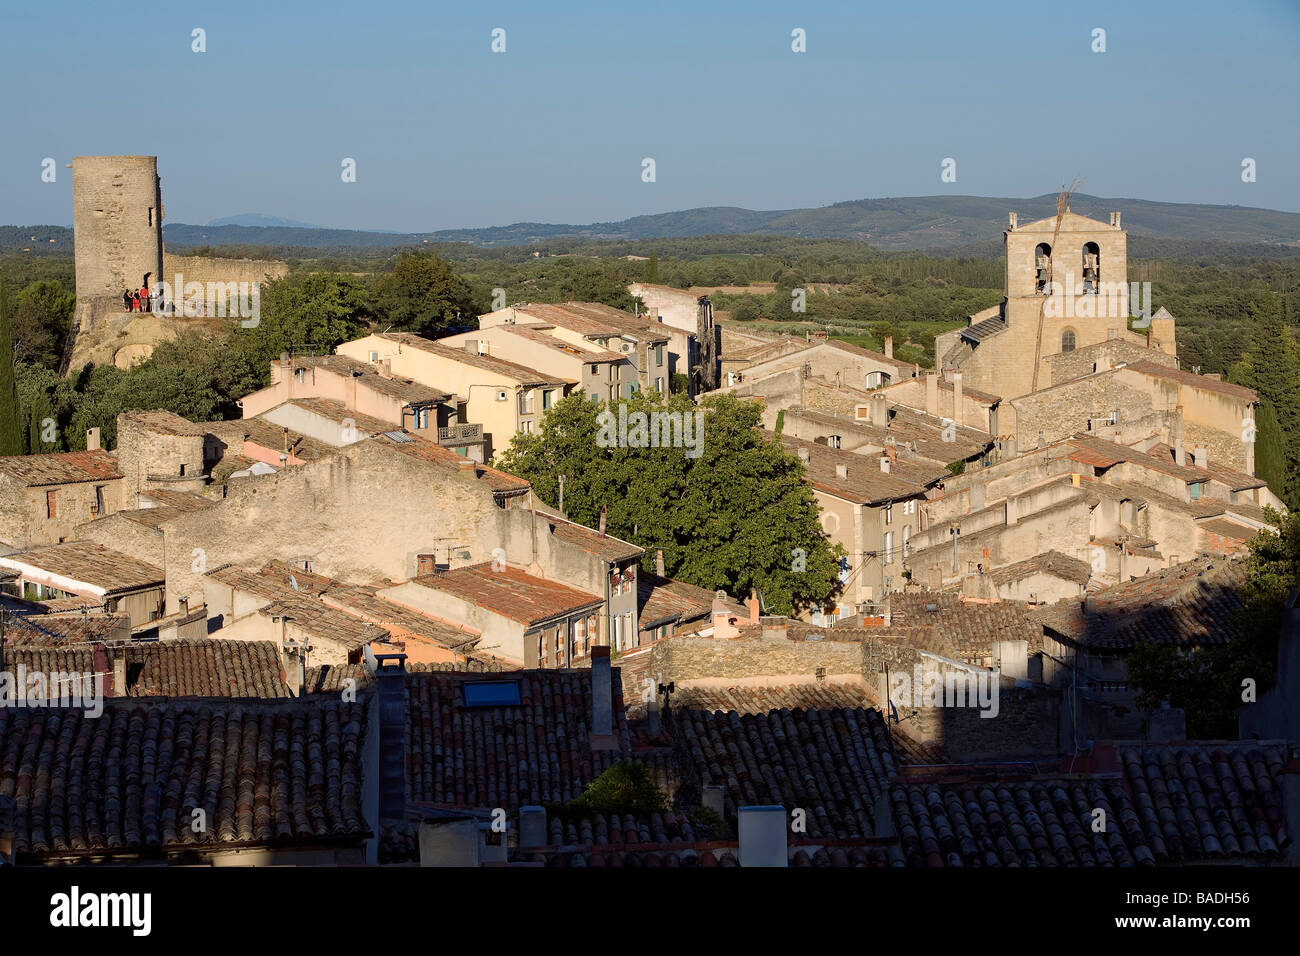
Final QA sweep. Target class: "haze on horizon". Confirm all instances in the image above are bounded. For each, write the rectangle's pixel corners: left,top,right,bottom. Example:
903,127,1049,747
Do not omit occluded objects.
2,0,1297,232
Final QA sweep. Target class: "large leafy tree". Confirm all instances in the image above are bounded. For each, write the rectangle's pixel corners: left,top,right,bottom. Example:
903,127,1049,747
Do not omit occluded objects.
242,272,371,369
9,279,75,369
373,250,479,337
1229,291,1300,507
1128,508,1300,738
497,391,842,615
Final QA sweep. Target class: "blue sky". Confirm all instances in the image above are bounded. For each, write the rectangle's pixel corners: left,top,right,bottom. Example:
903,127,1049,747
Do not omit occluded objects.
3,0,1298,231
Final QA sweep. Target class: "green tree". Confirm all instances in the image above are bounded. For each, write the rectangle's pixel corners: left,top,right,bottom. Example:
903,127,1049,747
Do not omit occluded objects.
0,282,22,455
643,252,659,284
240,272,371,370
1229,292,1300,507
1252,398,1287,500
372,250,479,337
496,391,842,614
10,280,75,369
567,761,666,815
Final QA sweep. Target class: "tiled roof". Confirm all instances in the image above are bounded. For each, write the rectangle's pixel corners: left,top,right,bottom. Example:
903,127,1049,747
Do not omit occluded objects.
5,639,291,698
671,680,876,715
1030,555,1247,650
1197,517,1257,542
0,697,368,859
1145,443,1265,492
302,658,509,695
1067,434,1206,484
276,398,394,436
891,742,1290,866
121,409,208,437
960,316,1008,344
377,333,572,386
824,338,916,371
1123,361,1258,402
637,572,740,629
786,405,990,464
499,325,625,363
671,690,901,839
511,302,668,342
206,418,336,464
983,551,1092,588
0,449,122,487
532,506,643,562
405,670,630,808
0,542,164,595
2,611,129,646
289,354,450,405
883,591,1043,660
773,432,946,504
412,563,602,626
324,584,482,653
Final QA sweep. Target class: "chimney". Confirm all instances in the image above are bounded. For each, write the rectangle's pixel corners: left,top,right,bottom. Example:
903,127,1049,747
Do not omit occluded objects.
378,359,393,379
463,339,479,354
1008,211,1018,230
111,652,125,698
951,372,964,428
179,596,189,615
85,427,100,451
1004,437,1018,460
279,351,290,366
519,806,547,848
749,590,760,625
590,646,615,749
879,453,891,474
835,463,848,480
458,458,478,476
871,391,888,427
1193,445,1208,469
1111,211,1121,229
1174,438,1185,467
655,549,665,576
701,785,726,818
372,653,409,822
884,336,893,359
738,806,788,868
797,447,810,464
925,373,939,417
598,505,607,536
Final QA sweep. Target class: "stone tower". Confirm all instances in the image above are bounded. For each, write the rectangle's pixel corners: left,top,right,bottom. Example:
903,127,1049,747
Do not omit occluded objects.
62,156,164,372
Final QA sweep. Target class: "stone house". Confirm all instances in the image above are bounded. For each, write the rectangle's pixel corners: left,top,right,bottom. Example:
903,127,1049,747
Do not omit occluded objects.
238,353,487,461
772,431,946,617
379,563,604,668
440,324,635,405
0,540,164,628
0,441,124,548
478,302,673,395
337,332,569,460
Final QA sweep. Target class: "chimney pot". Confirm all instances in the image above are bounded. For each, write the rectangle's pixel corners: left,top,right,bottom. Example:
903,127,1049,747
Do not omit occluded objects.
85,427,101,452
655,549,665,576
797,447,809,463
835,463,848,479
925,373,940,417
884,336,893,359
879,454,891,474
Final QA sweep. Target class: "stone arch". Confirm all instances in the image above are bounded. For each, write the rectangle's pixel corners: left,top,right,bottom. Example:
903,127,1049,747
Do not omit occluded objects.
1034,243,1052,294
1082,242,1100,292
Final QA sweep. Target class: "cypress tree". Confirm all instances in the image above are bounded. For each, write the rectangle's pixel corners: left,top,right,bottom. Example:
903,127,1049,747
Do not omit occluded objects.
0,281,23,456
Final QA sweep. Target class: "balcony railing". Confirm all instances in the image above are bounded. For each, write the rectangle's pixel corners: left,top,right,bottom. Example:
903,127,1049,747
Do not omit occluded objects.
438,423,484,445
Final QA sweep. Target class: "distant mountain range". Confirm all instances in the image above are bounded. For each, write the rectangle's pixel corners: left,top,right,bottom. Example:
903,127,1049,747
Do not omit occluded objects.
5,194,1300,256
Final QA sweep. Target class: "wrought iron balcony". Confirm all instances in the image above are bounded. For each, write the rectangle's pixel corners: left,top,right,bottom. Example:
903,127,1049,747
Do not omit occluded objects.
438,423,484,445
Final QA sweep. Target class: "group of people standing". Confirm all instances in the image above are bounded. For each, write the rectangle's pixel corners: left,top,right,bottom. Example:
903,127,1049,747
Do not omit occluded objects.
123,285,166,313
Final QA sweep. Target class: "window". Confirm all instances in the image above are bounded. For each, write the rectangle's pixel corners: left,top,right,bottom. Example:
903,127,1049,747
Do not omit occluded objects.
884,503,893,525
655,344,664,366
46,490,57,519
656,377,665,394
542,389,553,410
463,681,522,707
1034,243,1052,294
590,393,600,403
902,525,911,555
828,435,842,449
626,382,639,398
882,531,895,563
1189,482,1202,500
1061,328,1077,353
590,364,599,376
1082,242,1100,292
94,485,105,515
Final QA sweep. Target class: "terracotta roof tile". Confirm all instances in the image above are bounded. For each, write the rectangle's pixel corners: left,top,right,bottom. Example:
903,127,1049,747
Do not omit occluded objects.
412,563,602,626
0,449,122,486
0,542,164,595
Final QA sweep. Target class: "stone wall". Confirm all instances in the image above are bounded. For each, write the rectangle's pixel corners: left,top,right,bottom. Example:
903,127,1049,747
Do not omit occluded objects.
161,254,289,294
0,474,125,550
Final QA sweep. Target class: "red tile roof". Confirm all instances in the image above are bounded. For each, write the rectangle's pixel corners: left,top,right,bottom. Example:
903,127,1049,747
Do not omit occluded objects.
0,542,164,595
0,449,122,486
413,563,602,626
